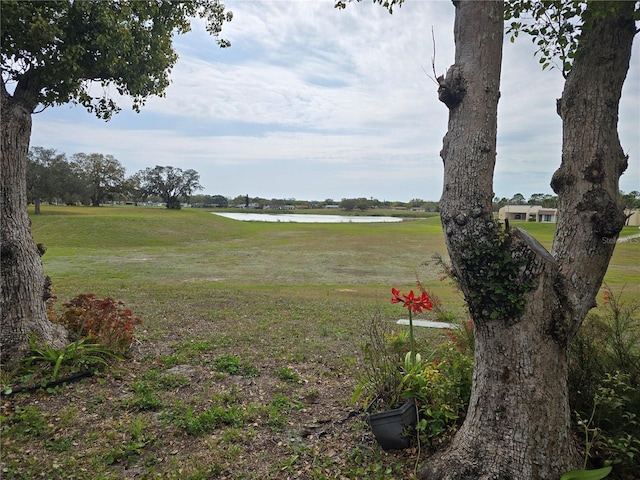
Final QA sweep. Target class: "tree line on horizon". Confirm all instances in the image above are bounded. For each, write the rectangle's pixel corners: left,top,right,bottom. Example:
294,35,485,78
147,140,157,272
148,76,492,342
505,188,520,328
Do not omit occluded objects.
27,146,640,213
27,147,202,212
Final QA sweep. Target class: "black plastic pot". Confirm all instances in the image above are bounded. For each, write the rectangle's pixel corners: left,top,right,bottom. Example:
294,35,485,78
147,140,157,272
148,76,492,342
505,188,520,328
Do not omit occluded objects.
368,399,417,450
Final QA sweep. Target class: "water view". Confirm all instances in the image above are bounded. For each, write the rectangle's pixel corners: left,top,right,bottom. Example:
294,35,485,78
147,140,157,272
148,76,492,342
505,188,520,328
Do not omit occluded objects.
212,212,404,223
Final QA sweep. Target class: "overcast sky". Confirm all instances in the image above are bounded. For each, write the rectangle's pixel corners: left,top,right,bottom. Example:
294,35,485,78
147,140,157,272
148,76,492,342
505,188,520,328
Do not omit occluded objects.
30,0,639,203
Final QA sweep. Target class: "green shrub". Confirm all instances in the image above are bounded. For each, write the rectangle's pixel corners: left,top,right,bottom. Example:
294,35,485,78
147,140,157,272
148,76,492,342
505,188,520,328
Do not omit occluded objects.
401,343,473,448
55,293,142,354
569,286,640,476
22,336,121,381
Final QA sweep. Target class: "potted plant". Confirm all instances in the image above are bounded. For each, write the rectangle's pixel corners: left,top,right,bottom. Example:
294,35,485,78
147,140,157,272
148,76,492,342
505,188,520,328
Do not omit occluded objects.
353,287,434,450
367,350,426,450
368,395,418,450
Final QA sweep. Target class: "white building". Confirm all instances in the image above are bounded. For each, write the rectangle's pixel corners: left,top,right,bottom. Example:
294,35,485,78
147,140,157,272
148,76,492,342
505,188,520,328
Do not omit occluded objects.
498,205,640,226
498,205,558,223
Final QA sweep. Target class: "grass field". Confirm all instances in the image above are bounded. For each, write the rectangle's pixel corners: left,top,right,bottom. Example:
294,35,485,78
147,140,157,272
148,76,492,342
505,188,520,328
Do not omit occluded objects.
1,205,638,479
30,205,638,306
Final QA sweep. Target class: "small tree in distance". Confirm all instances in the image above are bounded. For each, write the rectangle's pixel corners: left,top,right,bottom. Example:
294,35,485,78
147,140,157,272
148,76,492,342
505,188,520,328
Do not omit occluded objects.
27,147,75,214
134,165,203,209
70,153,126,207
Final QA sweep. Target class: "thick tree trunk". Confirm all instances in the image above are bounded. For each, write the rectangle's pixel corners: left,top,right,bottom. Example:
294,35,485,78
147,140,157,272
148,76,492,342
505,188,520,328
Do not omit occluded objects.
421,2,635,479
1,84,67,364
551,1,635,329
166,196,181,209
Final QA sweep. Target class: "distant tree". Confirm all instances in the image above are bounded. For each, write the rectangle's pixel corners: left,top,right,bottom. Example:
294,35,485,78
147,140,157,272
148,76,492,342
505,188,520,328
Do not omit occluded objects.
118,176,142,204
266,198,284,209
340,198,358,211
369,198,383,209
135,166,202,210
528,192,557,208
492,196,508,211
70,153,126,207
188,194,207,206
229,195,246,207
509,192,526,204
423,201,440,212
209,195,228,207
1,0,232,362
26,147,76,214
621,190,640,210
356,198,370,211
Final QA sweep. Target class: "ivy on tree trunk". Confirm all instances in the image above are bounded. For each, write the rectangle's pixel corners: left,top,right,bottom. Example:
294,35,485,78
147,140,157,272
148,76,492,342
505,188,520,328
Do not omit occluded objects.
421,1,635,478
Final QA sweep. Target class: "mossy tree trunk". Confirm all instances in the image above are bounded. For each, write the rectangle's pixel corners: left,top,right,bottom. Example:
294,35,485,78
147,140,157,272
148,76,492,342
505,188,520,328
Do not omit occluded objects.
421,1,635,478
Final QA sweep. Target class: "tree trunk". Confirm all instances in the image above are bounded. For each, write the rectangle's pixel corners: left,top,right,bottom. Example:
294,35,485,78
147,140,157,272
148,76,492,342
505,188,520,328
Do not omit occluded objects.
421,2,635,479
550,1,635,329
1,84,67,364
166,196,181,209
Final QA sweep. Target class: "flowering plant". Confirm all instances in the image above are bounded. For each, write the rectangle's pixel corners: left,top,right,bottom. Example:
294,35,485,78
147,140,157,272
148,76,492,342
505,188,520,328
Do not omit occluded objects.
391,288,433,363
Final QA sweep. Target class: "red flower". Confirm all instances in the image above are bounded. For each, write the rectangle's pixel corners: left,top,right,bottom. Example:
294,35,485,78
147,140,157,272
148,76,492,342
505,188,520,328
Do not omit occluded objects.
391,288,433,313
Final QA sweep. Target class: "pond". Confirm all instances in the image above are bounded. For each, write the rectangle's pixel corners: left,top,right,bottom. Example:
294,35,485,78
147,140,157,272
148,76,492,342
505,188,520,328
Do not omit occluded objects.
212,212,404,223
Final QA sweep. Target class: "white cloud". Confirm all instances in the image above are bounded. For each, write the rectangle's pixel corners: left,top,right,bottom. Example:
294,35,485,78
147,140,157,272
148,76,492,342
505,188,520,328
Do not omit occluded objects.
29,1,638,201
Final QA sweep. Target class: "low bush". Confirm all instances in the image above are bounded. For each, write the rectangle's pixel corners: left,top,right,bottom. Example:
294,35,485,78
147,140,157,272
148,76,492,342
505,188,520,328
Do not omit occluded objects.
55,293,143,354
569,285,640,477
22,336,121,381
352,313,410,412
400,343,473,448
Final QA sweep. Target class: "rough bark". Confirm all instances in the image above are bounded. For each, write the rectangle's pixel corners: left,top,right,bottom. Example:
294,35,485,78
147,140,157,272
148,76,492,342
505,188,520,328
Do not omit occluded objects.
421,1,635,478
1,82,67,364
550,1,636,332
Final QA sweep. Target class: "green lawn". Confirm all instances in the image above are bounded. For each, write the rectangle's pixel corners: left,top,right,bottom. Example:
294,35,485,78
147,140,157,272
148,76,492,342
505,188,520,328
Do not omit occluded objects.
1,205,636,480
31,205,637,305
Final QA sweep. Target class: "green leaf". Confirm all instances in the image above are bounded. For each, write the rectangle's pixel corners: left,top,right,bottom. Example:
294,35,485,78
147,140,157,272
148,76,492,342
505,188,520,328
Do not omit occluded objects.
560,466,612,480
53,353,65,380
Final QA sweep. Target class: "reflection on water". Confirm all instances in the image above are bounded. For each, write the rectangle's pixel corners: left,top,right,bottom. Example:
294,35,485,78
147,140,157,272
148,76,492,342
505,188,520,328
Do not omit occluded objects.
212,212,404,223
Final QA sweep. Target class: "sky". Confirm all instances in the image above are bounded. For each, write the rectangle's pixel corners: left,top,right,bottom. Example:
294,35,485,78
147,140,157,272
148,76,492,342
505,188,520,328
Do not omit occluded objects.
29,0,639,203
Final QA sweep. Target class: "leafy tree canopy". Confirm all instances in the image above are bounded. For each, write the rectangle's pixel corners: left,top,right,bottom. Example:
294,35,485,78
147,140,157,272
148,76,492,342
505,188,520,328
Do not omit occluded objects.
337,1,639,78
71,153,127,206
1,0,232,118
135,165,202,209
506,1,639,77
27,147,73,211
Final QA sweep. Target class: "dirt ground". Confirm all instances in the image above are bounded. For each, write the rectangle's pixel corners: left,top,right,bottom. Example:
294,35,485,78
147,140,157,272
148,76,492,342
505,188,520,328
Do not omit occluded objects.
1,338,425,480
